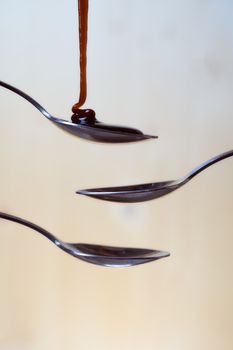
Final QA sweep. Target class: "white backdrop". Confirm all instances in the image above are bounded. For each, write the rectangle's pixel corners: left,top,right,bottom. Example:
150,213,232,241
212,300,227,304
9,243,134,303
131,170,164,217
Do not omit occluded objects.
0,1,233,349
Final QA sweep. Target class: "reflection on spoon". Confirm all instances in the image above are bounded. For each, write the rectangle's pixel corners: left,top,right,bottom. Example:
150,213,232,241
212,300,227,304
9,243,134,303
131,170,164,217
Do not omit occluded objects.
0,212,169,267
77,149,233,203
0,80,156,143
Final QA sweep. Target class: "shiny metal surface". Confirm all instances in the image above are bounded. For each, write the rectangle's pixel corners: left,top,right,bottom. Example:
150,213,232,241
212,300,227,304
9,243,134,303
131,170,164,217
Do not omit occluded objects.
77,149,233,203
0,212,169,267
0,80,156,143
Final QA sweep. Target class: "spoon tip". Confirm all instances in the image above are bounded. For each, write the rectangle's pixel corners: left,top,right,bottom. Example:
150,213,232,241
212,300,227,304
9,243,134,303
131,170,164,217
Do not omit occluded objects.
76,189,93,195
143,134,158,140
76,189,108,200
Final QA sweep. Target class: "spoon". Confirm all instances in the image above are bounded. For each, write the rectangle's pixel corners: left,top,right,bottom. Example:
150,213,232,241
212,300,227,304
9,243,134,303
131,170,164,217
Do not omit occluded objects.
0,212,169,267
0,80,156,143
77,149,233,203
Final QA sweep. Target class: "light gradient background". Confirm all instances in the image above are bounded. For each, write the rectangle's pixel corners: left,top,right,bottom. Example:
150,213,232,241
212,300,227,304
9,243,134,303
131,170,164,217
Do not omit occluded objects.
0,0,233,349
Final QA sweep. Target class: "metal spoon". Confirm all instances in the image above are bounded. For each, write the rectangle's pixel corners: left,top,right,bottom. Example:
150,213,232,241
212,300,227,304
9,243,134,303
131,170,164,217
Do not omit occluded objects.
0,212,169,267
77,149,233,203
0,80,156,143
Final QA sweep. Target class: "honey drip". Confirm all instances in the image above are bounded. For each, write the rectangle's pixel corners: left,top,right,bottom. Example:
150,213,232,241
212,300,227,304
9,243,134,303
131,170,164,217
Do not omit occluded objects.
72,0,89,113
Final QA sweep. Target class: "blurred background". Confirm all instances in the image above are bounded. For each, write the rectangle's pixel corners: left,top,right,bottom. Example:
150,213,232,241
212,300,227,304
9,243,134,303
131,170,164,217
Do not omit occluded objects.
0,0,233,349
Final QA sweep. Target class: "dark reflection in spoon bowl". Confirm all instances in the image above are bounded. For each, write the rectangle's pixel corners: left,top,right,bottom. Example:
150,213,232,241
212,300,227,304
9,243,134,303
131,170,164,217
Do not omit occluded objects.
74,244,170,267
77,181,178,203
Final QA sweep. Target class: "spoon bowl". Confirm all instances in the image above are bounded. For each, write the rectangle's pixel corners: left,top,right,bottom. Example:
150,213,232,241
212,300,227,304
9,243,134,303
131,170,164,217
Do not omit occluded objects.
70,243,169,267
78,180,179,203
0,81,156,143
77,149,233,203
0,212,169,267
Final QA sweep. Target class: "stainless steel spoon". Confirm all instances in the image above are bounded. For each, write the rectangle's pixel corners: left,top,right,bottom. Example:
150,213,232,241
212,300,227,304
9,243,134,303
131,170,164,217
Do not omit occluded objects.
0,81,156,143
77,149,233,203
0,212,169,267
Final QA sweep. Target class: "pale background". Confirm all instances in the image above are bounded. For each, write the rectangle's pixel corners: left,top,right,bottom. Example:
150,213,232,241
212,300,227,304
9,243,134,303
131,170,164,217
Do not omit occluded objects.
0,0,233,349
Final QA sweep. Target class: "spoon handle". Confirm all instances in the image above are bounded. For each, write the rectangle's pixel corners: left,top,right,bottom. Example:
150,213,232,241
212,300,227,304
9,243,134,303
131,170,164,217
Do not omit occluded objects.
186,149,233,181
0,212,57,245
0,80,52,119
